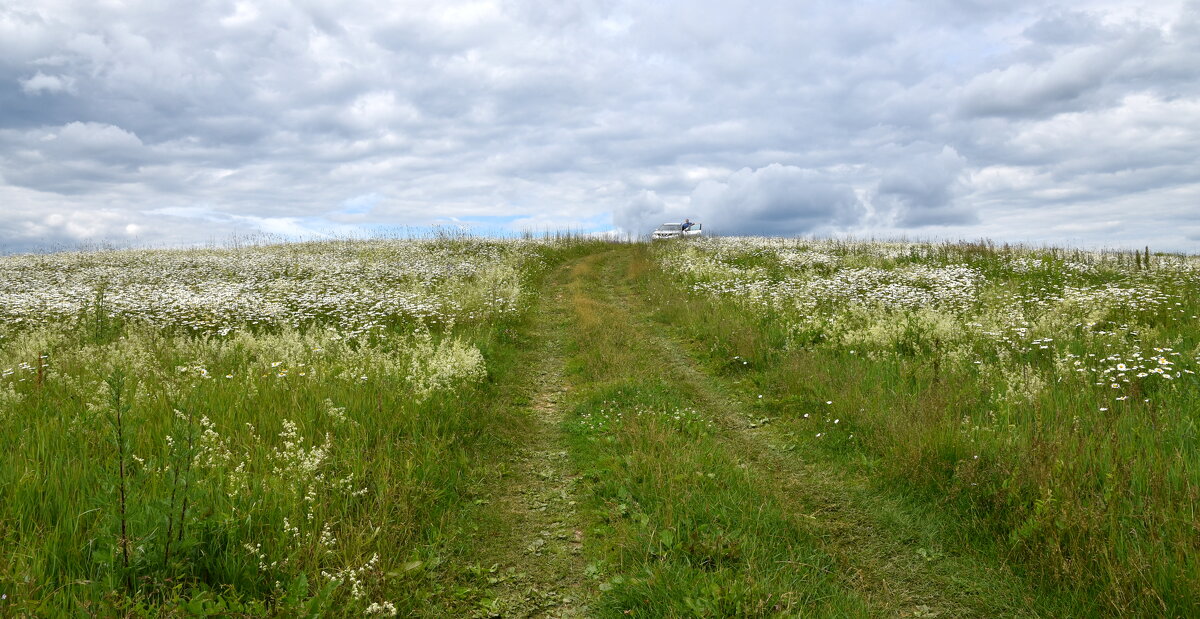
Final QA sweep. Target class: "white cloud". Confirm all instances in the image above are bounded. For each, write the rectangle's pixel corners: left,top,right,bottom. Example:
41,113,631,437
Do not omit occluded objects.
54,121,144,153
958,44,1127,117
0,0,1198,251
20,71,75,94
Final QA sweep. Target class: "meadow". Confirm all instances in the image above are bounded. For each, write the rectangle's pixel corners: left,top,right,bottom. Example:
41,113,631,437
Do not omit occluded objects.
647,237,1199,615
0,234,1196,617
0,235,605,615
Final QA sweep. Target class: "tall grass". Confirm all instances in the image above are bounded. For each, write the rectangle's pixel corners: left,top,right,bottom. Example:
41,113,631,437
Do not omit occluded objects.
643,238,1199,615
5,233,1195,615
0,235,609,615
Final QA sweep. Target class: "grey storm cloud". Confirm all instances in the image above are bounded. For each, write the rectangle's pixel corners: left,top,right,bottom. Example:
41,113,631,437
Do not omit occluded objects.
615,190,667,239
689,165,866,237
1,0,1199,252
877,147,975,227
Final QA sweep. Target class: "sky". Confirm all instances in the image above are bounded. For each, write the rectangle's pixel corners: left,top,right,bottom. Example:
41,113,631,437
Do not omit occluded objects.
2,0,1199,252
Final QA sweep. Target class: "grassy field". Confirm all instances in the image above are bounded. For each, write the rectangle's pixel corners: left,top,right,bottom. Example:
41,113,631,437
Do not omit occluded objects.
645,238,1199,616
0,235,607,615
0,236,1196,616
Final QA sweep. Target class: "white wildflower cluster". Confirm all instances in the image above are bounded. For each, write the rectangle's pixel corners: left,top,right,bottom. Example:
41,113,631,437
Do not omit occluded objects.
777,249,841,270
243,542,270,571
0,355,50,385
364,600,397,616
0,238,566,413
193,415,235,470
271,420,334,516
664,239,985,315
653,237,1200,410
215,416,368,575
321,553,380,601
1064,346,1194,390
1008,256,1095,276
576,404,713,434
802,264,984,312
1008,257,1048,273
0,382,25,416
405,329,488,398
323,398,350,425
1059,283,1174,314
0,238,552,341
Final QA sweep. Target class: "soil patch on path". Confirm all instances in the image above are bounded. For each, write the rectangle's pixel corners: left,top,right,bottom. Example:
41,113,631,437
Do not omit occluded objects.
466,263,592,618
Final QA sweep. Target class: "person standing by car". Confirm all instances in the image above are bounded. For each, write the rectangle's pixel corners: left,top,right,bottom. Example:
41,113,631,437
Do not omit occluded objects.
681,218,694,231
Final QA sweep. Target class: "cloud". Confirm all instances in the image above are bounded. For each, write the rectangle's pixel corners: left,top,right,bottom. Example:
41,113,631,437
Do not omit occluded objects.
54,121,144,156
687,165,867,236
614,190,667,237
876,146,976,227
20,71,75,95
1021,9,1105,46
957,44,1128,118
0,184,160,253
0,0,1198,251
330,193,382,221
0,121,148,193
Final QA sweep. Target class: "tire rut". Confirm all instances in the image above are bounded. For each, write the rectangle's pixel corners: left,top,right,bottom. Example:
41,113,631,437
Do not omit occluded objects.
595,248,1056,618
470,271,591,618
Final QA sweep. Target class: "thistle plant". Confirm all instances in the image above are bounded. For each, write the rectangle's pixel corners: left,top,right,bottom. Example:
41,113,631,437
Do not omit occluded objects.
104,369,135,593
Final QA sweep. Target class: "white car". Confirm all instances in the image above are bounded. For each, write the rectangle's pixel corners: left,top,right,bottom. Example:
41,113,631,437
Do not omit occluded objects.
652,222,702,239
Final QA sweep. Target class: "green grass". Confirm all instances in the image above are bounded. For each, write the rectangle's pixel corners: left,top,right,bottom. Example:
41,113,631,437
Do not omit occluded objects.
2,236,1197,616
0,237,609,615
644,238,1200,616
557,252,868,617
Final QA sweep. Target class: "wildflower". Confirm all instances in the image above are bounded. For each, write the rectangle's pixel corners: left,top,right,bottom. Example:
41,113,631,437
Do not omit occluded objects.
365,601,397,616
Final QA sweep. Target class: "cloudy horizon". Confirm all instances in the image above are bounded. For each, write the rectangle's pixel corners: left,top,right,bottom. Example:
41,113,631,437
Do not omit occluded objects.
2,0,1199,253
